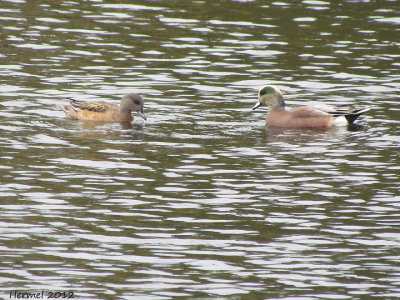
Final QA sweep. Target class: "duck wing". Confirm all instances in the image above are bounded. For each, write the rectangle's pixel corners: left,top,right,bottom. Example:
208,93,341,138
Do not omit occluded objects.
69,99,117,112
315,104,371,116
316,104,371,124
289,105,370,124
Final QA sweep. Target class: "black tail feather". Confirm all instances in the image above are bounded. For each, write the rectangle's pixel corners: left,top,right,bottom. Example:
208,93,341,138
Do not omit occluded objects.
330,106,371,124
345,113,362,124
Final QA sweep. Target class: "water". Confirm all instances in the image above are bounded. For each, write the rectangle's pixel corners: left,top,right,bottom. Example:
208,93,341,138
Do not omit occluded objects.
1,0,399,299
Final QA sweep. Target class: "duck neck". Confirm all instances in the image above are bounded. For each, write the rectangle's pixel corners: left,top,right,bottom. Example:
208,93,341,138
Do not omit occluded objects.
119,98,132,114
269,94,285,110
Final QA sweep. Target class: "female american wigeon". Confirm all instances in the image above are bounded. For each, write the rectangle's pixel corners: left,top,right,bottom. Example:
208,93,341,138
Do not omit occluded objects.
252,85,370,128
58,93,146,122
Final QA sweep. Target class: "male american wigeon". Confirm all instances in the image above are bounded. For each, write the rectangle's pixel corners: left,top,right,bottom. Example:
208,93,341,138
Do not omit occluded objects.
58,93,146,122
253,85,370,128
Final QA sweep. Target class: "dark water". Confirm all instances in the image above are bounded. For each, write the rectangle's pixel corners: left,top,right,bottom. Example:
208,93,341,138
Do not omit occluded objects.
1,0,399,299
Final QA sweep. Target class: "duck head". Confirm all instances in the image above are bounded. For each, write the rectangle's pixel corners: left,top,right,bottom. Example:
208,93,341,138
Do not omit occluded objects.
253,85,285,110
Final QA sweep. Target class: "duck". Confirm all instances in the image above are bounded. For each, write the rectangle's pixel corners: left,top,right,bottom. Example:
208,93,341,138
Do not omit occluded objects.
58,93,146,122
252,85,370,128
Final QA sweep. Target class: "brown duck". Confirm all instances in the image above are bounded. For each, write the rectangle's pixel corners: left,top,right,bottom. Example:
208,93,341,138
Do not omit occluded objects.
58,93,146,122
253,85,370,128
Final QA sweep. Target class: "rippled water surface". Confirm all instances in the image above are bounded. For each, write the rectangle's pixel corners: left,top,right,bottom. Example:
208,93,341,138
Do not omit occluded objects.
1,0,399,299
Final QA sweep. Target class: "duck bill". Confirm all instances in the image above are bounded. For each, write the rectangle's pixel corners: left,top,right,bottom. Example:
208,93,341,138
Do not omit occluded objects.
137,110,147,120
252,102,261,110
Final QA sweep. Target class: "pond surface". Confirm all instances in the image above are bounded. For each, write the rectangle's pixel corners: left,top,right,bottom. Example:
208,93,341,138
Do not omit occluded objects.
0,0,399,299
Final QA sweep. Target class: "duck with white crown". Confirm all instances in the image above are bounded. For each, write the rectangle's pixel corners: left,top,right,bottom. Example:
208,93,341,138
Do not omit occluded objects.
252,85,370,128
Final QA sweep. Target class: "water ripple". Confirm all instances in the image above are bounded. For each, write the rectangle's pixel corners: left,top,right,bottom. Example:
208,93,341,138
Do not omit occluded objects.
0,0,399,299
